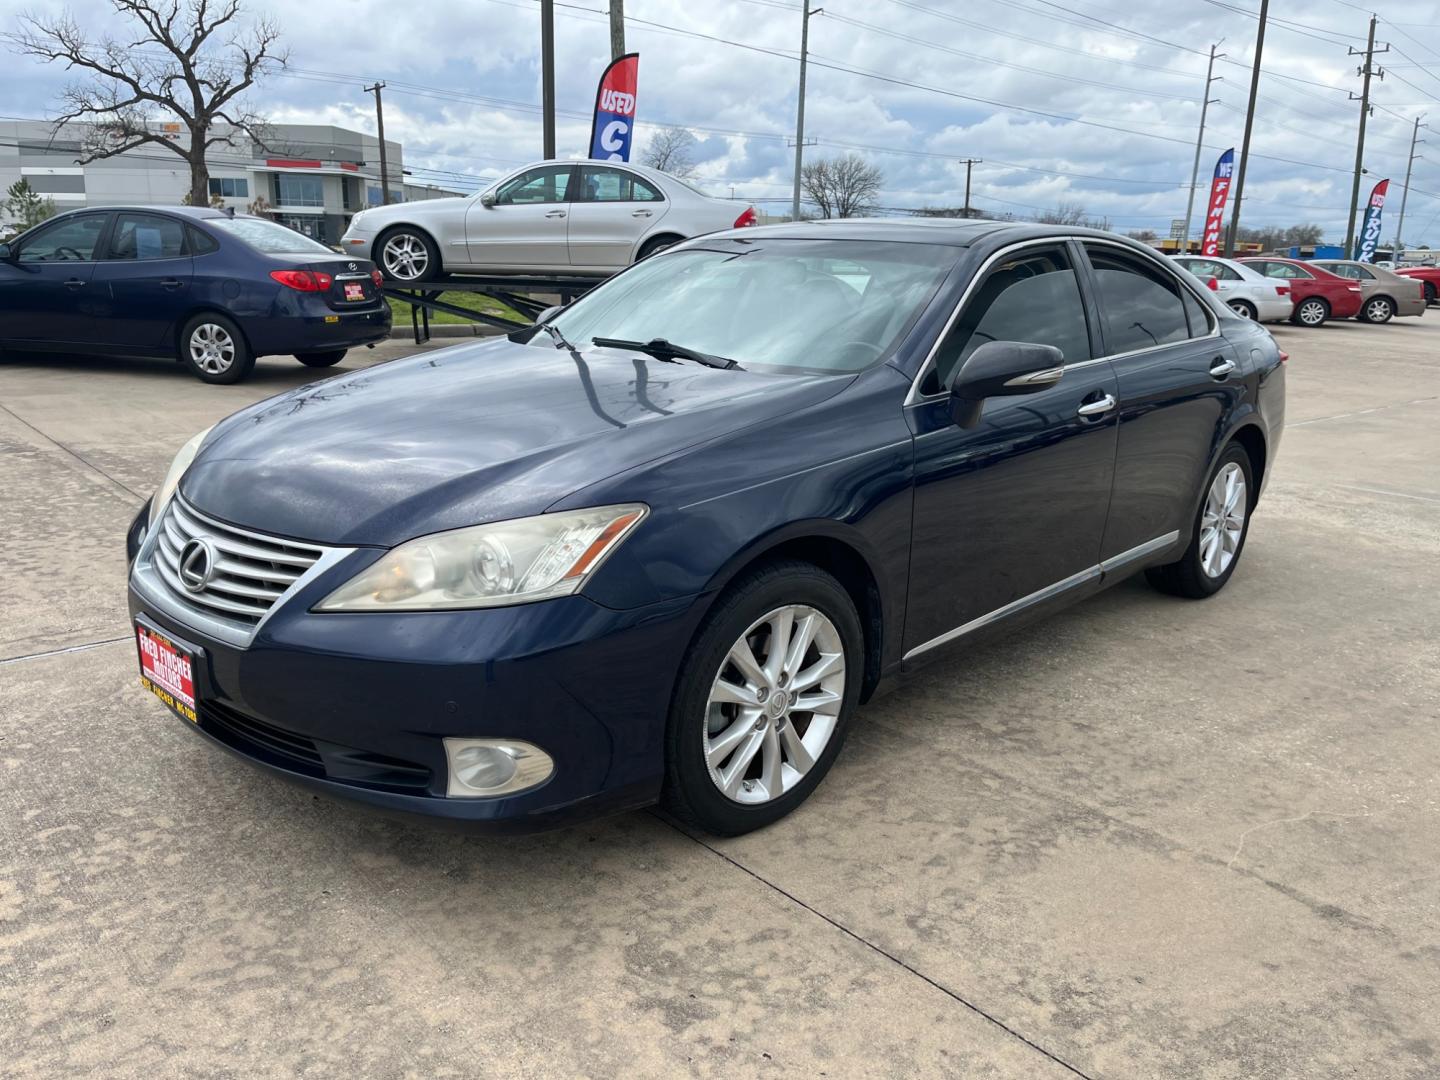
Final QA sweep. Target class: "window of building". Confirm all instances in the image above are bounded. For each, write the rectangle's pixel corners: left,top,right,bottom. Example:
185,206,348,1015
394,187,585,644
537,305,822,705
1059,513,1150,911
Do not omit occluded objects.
1084,245,1193,355
927,245,1092,393
16,214,107,263
366,185,384,207
108,213,186,260
207,177,249,199
576,166,663,203
273,174,325,207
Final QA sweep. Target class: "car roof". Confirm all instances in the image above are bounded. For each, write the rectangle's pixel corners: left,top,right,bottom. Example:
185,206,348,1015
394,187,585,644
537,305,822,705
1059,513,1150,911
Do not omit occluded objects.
46,204,230,221
694,218,1151,249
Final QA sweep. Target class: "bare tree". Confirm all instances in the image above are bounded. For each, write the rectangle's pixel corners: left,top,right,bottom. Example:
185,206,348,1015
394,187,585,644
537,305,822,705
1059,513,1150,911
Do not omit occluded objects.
11,1,287,208
1035,201,1095,227
1126,228,1158,241
801,153,882,219
640,124,698,179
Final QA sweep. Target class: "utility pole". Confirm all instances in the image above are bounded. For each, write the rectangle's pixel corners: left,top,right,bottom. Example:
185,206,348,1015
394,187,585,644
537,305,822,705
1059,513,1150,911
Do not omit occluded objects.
541,0,557,159
1345,15,1389,257
363,82,391,204
1183,43,1223,253
956,158,982,217
1394,115,1427,259
1224,0,1267,257
609,0,625,60
791,5,822,221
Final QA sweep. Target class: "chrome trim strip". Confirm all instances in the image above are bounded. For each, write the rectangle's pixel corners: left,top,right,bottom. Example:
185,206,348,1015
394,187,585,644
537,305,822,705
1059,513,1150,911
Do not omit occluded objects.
901,531,1182,662
1003,365,1064,388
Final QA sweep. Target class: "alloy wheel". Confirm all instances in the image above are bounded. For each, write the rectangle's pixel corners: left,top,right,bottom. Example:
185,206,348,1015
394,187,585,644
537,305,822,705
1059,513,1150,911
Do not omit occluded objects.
381,233,429,281
189,323,235,375
704,604,846,805
1297,299,1326,326
1228,301,1255,319
1199,462,1247,578
1365,298,1392,322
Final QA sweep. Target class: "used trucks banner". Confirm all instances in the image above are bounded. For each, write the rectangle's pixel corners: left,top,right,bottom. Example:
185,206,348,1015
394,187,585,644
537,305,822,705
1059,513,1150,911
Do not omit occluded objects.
1356,178,1390,263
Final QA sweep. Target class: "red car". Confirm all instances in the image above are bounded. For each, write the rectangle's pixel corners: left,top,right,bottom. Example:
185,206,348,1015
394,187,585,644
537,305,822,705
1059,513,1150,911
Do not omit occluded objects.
1394,266,1440,305
1238,257,1364,327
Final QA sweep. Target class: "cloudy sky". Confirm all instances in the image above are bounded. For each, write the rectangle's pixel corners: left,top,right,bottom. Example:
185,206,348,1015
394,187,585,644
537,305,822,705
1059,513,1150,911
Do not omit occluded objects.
5,0,1440,244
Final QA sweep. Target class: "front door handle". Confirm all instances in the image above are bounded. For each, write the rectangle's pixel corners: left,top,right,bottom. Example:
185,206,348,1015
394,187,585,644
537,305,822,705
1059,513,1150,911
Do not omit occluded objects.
63,278,86,289
545,209,567,218
632,209,653,217
1076,393,1117,418
1209,356,1237,379
160,278,185,290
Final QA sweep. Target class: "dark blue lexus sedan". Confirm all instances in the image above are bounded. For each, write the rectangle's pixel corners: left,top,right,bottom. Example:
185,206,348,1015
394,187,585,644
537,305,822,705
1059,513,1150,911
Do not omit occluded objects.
0,206,390,383
126,220,1285,835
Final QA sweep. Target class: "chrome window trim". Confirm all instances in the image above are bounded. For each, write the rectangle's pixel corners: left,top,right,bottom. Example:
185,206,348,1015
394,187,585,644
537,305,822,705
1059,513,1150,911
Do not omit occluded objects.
904,236,1222,407
902,531,1181,661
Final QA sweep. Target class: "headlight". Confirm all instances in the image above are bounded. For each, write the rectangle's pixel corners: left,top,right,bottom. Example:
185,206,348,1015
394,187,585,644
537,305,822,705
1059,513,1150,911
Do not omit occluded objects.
149,426,213,527
316,504,648,612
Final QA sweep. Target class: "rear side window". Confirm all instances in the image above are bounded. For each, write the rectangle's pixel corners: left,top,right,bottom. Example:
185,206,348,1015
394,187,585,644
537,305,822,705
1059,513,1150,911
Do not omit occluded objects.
109,213,186,260
1181,289,1213,337
928,245,1092,393
188,227,220,255
1183,258,1239,281
577,166,663,203
1085,245,1192,354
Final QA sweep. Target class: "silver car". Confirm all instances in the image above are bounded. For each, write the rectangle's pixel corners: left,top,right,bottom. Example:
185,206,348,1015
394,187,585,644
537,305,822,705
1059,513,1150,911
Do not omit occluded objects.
1310,260,1426,323
1171,255,1293,322
341,160,757,282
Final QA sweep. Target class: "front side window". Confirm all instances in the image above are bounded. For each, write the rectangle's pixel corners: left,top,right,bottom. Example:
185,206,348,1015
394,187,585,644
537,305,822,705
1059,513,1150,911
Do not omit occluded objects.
1182,258,1239,281
496,166,573,205
1261,262,1313,280
1085,245,1192,354
109,213,186,260
549,239,957,374
576,166,663,203
17,214,107,263
928,245,1092,393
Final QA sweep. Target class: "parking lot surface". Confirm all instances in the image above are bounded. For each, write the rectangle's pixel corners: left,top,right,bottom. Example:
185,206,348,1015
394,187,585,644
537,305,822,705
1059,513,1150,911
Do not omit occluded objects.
3,322,1438,1078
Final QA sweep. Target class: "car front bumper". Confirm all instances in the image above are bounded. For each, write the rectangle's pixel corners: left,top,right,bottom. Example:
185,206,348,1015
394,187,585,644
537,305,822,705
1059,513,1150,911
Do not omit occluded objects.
125,506,704,832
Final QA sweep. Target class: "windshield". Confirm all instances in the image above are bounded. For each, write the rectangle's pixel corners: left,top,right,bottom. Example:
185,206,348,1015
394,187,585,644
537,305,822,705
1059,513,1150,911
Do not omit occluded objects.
548,239,959,373
210,217,336,256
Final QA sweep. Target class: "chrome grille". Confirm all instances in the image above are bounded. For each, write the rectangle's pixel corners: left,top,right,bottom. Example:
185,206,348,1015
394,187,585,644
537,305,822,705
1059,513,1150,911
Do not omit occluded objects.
152,496,326,626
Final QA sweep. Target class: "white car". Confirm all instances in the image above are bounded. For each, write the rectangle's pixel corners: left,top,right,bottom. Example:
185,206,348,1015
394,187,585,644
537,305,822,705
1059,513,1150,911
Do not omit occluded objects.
1171,255,1294,321
341,160,757,282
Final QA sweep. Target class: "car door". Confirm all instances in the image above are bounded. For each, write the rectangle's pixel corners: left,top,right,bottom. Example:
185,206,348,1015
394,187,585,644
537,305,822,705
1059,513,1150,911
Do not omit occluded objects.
464,164,575,268
903,242,1119,656
0,212,110,347
1079,241,1242,561
89,211,195,350
567,165,671,269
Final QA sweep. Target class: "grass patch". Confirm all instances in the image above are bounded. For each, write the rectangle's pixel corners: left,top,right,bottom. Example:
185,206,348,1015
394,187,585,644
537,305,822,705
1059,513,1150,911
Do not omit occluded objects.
385,290,528,327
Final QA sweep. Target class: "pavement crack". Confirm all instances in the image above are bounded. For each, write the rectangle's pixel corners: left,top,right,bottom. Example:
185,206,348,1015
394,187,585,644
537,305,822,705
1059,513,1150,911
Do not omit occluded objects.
656,812,1096,1080
1286,394,1438,428
0,400,146,503
0,636,131,666
1226,808,1377,870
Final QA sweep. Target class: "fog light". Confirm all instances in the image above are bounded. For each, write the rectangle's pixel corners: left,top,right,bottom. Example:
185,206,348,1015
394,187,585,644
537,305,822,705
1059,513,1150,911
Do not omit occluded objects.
443,738,554,798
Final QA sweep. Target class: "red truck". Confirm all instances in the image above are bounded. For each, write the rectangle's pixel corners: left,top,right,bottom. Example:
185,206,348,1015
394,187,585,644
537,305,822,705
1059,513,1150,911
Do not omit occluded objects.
1394,266,1440,305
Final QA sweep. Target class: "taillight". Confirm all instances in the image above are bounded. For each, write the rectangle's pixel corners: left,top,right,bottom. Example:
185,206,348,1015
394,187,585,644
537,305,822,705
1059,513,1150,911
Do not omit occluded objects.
371,269,384,288
1275,285,1290,296
733,206,757,228
1206,277,1219,291
1278,350,1289,363
269,269,333,292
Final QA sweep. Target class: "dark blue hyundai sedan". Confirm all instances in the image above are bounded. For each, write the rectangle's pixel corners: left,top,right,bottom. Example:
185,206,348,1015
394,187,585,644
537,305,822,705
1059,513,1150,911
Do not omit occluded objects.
0,206,390,383
125,220,1285,835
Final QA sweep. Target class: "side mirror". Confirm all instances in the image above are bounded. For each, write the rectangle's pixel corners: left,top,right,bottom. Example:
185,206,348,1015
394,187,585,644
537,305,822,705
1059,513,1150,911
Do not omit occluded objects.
948,341,1064,428
480,192,497,208
535,304,564,323
0,243,12,261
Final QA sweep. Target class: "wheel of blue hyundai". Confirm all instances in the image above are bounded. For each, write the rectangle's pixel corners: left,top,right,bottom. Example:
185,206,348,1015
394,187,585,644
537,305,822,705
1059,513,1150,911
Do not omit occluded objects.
1291,297,1328,327
180,313,253,384
1145,443,1254,600
662,560,862,835
1363,296,1394,323
377,227,439,283
295,349,347,368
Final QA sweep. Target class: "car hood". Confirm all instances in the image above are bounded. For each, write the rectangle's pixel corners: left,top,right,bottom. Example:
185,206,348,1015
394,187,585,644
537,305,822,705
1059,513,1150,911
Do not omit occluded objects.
181,338,852,547
352,198,468,228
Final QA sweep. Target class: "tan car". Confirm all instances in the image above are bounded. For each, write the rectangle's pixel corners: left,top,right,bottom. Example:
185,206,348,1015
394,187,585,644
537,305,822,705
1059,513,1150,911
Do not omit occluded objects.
1311,260,1426,323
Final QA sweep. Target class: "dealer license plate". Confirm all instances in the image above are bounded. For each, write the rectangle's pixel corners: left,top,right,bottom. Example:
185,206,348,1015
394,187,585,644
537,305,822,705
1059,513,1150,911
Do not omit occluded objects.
136,622,198,723
343,282,366,302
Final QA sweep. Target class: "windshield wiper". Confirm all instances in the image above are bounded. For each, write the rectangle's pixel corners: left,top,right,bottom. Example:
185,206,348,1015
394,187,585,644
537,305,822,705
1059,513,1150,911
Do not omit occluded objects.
591,336,742,370
540,321,576,352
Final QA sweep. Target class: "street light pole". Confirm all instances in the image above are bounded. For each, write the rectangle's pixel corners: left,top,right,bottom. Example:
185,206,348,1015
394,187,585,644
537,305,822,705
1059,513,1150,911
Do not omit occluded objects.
609,0,625,60
1344,15,1388,257
1393,115,1426,260
541,0,557,159
1224,0,1268,257
791,5,821,221
958,157,982,218
363,82,390,204
1183,43,1223,253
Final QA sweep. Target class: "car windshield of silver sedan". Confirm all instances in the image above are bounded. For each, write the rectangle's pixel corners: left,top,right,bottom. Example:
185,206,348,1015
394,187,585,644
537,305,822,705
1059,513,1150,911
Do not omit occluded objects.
547,239,958,373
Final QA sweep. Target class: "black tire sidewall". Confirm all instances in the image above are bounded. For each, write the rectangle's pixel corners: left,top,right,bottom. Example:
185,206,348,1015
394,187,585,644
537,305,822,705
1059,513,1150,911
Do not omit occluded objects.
295,350,347,367
637,235,679,262
663,561,863,836
179,313,253,384
376,227,440,283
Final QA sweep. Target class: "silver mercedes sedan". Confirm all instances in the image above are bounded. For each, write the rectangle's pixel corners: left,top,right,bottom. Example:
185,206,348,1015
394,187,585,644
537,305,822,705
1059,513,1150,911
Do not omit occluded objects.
341,160,757,282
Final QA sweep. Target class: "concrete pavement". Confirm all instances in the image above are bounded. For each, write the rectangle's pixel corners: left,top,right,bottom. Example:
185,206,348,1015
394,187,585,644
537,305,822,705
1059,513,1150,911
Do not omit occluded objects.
2,321,1437,1077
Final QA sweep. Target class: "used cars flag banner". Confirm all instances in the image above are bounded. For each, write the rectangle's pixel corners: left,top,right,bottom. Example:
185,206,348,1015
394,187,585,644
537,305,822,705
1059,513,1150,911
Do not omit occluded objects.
1356,178,1391,263
1200,148,1236,257
589,52,640,162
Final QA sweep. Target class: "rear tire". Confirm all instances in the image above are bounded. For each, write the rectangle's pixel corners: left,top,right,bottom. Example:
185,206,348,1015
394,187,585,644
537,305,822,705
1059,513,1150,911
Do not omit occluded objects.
179,313,253,384
1227,299,1257,320
637,234,682,262
1290,297,1329,327
376,227,440,283
294,350,347,368
661,560,863,836
1424,282,1437,305
1361,296,1394,323
1145,443,1255,600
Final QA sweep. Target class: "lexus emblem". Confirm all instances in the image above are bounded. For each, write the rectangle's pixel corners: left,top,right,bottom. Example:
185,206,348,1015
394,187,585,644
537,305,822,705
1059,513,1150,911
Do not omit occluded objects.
178,537,217,593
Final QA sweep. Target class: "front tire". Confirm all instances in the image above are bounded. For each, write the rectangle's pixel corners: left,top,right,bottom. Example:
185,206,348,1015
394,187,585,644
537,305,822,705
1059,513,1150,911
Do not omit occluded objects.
376,227,440,283
294,350,347,368
1145,443,1255,599
179,313,253,384
1290,297,1329,327
1361,296,1394,323
661,560,863,836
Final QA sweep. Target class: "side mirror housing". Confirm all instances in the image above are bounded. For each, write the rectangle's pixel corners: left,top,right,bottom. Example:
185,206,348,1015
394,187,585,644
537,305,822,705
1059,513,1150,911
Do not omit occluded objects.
480,192,497,208
0,242,12,261
948,341,1065,428
535,304,564,323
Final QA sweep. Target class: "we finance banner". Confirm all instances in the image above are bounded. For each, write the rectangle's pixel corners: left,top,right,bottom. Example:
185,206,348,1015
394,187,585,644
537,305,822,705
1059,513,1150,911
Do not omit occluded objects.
1356,178,1391,263
1200,148,1236,257
589,53,639,162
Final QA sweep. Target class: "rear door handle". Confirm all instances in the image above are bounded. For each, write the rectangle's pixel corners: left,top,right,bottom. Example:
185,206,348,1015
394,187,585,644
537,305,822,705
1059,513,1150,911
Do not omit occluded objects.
1209,356,1237,379
1076,393,1116,417
632,209,652,217
160,279,185,290
63,278,86,289
545,209,567,218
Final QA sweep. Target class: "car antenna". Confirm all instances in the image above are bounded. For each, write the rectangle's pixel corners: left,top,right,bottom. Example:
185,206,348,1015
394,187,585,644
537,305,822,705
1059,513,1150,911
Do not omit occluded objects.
224,206,236,218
